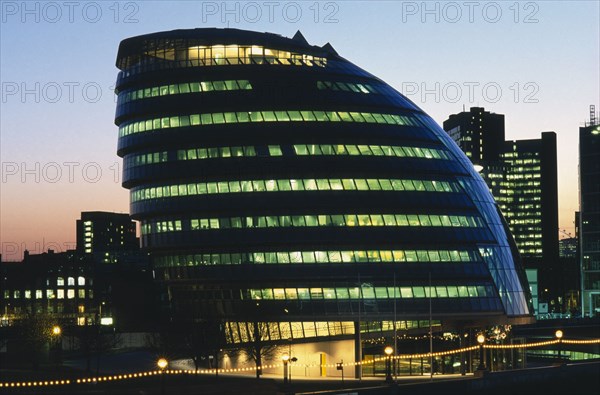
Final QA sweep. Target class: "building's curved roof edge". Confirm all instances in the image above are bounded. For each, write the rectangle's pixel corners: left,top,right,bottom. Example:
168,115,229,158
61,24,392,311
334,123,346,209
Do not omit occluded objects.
117,27,338,67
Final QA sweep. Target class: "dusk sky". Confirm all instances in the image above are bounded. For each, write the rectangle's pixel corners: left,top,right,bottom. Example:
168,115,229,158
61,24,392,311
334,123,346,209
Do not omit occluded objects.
1,1,598,260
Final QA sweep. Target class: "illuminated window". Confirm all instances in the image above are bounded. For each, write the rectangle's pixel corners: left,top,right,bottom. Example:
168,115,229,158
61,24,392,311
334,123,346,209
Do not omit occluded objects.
317,81,376,94
118,110,415,137
154,248,477,267
67,290,75,299
142,213,481,235
119,80,252,104
131,178,458,203
68,277,75,286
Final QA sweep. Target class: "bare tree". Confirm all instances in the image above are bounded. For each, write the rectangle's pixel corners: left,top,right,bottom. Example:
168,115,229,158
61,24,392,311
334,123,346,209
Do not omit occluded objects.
240,322,280,378
182,321,224,372
74,324,121,373
20,311,54,370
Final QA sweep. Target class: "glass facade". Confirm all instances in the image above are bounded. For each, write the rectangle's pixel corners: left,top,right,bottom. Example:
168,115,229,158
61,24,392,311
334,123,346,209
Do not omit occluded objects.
130,178,458,202
115,28,533,344
125,144,450,169
118,110,417,137
153,248,478,267
140,213,483,235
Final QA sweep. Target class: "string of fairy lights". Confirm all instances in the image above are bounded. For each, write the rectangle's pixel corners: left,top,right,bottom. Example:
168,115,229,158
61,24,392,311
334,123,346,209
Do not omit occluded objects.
0,337,599,388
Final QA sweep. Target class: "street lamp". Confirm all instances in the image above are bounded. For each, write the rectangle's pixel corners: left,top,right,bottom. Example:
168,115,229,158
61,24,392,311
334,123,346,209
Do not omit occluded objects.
51,325,62,367
282,354,290,386
384,346,393,383
555,330,563,361
476,334,486,371
157,357,168,395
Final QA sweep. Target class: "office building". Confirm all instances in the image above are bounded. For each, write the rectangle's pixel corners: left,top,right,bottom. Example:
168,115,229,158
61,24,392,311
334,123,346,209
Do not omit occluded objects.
76,211,138,264
444,109,560,310
114,28,533,372
579,106,600,316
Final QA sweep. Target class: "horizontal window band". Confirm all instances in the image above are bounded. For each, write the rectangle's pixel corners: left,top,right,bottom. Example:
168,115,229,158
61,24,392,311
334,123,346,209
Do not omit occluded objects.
244,284,494,300
154,249,479,267
118,80,252,104
124,144,450,168
118,110,419,137
223,320,443,344
119,44,327,74
141,213,483,235
130,178,459,203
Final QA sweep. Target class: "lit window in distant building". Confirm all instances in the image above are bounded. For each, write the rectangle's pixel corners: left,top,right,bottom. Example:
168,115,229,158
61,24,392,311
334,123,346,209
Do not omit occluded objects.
78,305,85,313
57,289,64,299
77,317,86,326
67,290,75,299
57,277,64,286
68,277,75,286
25,290,31,299
47,289,55,299
78,276,85,286
35,290,42,299
78,289,85,299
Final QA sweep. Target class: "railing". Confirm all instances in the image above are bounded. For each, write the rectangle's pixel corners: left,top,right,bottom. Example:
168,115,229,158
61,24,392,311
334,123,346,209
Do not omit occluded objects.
1,337,599,389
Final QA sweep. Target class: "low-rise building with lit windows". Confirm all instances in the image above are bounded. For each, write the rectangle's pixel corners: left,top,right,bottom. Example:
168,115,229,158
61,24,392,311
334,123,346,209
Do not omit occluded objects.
115,28,534,375
1,212,153,331
0,250,95,327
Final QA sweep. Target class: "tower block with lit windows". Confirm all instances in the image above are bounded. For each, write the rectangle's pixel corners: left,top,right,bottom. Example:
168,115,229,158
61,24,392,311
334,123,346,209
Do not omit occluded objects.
76,211,138,264
444,108,559,313
115,28,533,375
580,105,600,317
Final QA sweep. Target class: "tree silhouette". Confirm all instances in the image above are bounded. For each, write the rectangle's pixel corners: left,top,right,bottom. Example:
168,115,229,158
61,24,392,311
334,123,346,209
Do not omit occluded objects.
20,311,55,370
240,321,280,378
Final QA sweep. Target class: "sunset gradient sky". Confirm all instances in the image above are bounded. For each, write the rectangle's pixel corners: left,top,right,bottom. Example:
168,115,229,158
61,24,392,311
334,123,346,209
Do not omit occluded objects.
1,1,598,260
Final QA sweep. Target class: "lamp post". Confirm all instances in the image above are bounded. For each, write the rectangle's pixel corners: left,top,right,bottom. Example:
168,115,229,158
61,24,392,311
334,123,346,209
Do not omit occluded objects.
51,325,62,368
476,334,486,371
555,330,563,361
157,357,168,395
384,346,393,383
282,354,290,386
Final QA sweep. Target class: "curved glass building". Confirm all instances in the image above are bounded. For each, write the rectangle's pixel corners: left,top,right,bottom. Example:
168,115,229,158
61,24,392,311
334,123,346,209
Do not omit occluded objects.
115,28,533,353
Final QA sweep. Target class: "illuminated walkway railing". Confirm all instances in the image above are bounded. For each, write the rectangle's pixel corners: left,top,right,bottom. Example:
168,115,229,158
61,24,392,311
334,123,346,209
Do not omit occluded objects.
1,337,598,388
